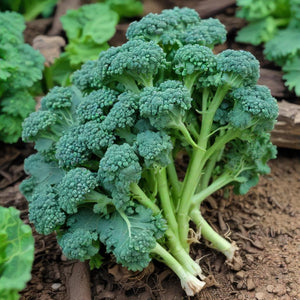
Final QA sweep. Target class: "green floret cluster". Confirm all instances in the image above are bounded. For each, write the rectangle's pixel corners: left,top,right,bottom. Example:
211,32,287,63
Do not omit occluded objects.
20,7,278,296
0,11,44,143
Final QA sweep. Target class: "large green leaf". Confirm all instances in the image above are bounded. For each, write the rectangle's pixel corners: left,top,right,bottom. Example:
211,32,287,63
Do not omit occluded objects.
283,56,300,96
0,206,34,300
61,3,118,44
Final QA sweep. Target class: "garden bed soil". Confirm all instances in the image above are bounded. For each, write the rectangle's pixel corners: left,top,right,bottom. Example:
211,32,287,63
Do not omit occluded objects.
0,0,299,299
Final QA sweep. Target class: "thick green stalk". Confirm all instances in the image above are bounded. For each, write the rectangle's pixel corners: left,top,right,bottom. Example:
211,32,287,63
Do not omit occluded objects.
166,229,204,279
190,171,234,208
177,85,230,247
166,156,181,207
130,183,160,214
189,209,237,260
198,150,220,191
151,243,206,296
157,168,178,235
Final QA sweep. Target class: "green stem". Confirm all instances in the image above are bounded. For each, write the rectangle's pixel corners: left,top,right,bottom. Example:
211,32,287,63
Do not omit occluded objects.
177,85,230,247
189,210,237,260
184,73,199,94
198,150,220,191
130,183,160,214
191,171,234,208
151,243,206,296
166,155,181,207
171,120,203,150
157,168,178,235
166,229,204,279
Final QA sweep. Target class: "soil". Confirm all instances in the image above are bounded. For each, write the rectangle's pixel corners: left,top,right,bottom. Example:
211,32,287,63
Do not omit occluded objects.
1,1,299,300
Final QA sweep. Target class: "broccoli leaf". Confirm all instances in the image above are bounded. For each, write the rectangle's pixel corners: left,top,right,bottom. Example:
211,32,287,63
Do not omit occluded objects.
282,56,300,95
0,206,34,300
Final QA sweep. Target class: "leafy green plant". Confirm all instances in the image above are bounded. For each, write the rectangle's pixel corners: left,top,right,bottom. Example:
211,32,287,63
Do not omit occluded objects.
0,0,58,21
20,8,278,296
236,0,300,96
0,206,35,300
100,0,143,18
0,11,44,143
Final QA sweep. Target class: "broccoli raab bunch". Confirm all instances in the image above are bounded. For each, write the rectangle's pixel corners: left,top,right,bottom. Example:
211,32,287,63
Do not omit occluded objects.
21,8,278,295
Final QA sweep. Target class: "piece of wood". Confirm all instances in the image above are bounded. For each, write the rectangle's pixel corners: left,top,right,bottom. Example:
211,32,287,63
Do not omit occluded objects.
48,0,81,36
258,68,286,98
64,261,92,300
271,101,300,150
169,0,236,18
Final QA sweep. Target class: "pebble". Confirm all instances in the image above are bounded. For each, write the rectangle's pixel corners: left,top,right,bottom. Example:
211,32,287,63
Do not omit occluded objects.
51,283,62,290
273,284,286,296
36,284,44,291
255,292,265,300
236,271,245,279
266,284,274,293
246,278,256,291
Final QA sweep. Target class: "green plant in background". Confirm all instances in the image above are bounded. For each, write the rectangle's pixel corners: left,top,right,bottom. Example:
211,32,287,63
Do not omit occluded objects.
47,1,143,88
0,206,35,300
236,0,300,96
101,0,143,18
0,0,58,21
0,11,44,143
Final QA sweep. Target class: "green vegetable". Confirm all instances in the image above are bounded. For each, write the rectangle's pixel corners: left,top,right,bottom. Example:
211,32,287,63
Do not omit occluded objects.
21,7,278,296
0,0,57,21
0,11,44,143
101,0,143,18
236,0,300,96
0,206,34,300
47,3,119,87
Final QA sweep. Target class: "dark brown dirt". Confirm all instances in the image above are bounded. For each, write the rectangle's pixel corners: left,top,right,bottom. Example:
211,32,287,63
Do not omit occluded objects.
1,1,299,300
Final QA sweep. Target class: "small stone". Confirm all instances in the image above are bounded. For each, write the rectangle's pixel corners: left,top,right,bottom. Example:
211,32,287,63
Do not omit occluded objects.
273,284,286,296
236,271,245,279
266,285,274,293
51,283,62,290
61,255,68,261
255,292,265,300
36,284,43,291
246,278,256,291
237,281,244,290
284,256,291,264
280,295,290,300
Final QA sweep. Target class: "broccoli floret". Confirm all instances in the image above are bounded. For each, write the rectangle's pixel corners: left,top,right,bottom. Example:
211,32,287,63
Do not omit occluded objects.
126,7,200,47
228,85,278,129
139,80,198,147
22,111,58,142
173,44,217,91
97,39,166,90
180,18,227,48
98,143,142,207
41,86,73,110
83,121,116,153
102,91,139,131
139,80,192,129
136,130,173,168
72,60,102,93
58,168,98,214
58,228,99,261
76,87,118,124
216,49,260,88
29,187,66,235
56,125,91,168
